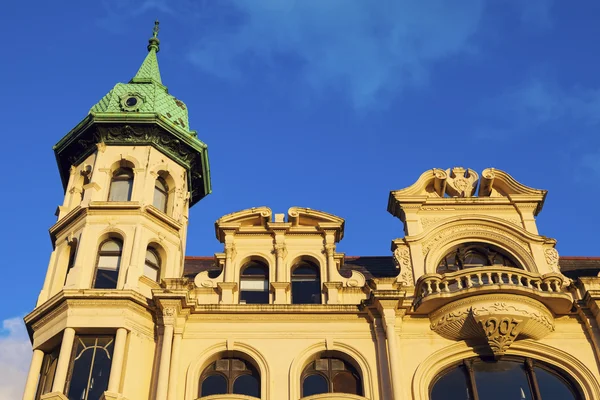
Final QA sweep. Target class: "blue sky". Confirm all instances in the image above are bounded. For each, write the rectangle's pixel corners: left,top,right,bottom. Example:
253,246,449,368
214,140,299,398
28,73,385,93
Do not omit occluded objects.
1,1,600,394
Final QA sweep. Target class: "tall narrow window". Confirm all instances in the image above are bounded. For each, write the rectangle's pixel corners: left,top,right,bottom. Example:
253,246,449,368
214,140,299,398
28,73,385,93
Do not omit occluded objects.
108,168,133,202
64,240,78,286
35,346,60,399
144,247,161,282
301,357,363,397
199,358,260,398
93,239,122,289
240,262,269,304
153,177,168,213
65,336,114,400
291,262,321,304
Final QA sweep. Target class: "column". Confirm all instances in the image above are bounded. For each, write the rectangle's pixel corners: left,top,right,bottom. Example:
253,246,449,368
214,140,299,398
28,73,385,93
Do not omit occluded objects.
22,349,44,400
155,325,174,400
52,327,76,393
383,312,403,400
107,328,128,393
167,332,183,400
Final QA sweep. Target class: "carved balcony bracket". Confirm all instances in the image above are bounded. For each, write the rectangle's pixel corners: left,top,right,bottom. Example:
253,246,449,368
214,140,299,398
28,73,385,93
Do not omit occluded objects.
429,294,555,358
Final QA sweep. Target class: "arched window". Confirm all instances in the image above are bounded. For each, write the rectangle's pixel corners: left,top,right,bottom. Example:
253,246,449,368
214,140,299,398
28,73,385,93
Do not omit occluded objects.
292,262,321,304
301,357,363,397
430,357,583,400
144,247,161,282
153,177,168,212
93,239,123,289
199,358,260,398
240,262,269,304
437,242,522,274
108,168,134,201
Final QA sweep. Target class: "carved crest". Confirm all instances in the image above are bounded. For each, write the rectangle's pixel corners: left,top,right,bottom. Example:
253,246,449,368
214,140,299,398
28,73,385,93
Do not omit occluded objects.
445,167,479,197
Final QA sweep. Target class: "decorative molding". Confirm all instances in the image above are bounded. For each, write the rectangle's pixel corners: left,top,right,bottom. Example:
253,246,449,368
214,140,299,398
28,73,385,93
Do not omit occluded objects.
544,247,560,273
393,244,414,286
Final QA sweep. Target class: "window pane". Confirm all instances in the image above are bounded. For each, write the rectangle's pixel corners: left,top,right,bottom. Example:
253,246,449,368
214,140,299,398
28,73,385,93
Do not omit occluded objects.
303,374,328,397
233,374,260,397
291,280,321,304
535,367,577,400
94,269,119,289
240,279,268,291
86,340,113,400
145,250,159,265
242,265,268,276
153,187,167,212
474,361,532,400
333,371,361,395
108,179,132,201
431,366,471,400
240,290,269,304
97,255,121,271
100,241,122,252
201,375,227,397
144,263,159,282
293,265,319,276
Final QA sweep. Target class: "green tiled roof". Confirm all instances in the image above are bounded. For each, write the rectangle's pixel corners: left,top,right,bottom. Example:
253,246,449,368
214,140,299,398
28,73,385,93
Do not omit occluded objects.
90,22,193,136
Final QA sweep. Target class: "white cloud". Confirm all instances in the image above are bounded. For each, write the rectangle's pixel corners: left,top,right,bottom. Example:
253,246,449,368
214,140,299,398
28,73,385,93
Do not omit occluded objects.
0,318,31,400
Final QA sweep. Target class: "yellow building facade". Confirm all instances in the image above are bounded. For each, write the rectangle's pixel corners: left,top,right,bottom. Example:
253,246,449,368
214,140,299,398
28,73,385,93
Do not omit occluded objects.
22,25,600,400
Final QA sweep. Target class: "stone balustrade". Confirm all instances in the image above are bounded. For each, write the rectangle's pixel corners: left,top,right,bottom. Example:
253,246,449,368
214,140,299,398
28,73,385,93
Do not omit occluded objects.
414,267,572,314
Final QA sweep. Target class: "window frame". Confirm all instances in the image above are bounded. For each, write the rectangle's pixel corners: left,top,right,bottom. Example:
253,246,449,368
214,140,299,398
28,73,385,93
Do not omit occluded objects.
300,356,363,397
239,262,270,304
63,335,115,400
429,356,584,400
291,261,322,305
144,247,161,282
199,357,261,398
92,238,123,289
153,176,169,213
107,167,134,202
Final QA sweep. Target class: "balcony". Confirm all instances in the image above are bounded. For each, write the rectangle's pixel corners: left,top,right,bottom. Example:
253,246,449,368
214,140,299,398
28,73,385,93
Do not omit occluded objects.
414,267,573,315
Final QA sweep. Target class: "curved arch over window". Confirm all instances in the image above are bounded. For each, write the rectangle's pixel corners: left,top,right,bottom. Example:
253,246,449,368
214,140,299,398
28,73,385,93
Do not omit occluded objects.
291,261,321,304
144,247,161,282
153,176,169,212
108,168,134,201
301,356,363,397
431,356,583,400
437,242,522,274
93,239,123,289
240,261,269,304
199,358,260,398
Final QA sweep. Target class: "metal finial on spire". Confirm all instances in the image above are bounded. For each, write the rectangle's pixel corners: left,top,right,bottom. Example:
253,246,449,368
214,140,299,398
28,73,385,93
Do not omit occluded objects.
153,19,160,38
148,20,160,53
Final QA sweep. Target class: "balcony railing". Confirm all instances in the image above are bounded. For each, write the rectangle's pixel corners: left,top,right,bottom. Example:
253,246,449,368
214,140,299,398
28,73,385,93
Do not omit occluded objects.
414,267,572,313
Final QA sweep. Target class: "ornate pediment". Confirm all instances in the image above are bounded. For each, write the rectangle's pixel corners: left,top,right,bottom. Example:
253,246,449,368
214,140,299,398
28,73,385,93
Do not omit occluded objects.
287,207,345,241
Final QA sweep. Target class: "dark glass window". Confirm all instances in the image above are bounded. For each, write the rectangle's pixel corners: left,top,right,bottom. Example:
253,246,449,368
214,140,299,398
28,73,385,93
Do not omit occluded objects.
64,240,78,286
437,242,522,274
93,239,122,289
301,357,362,397
108,168,133,202
144,248,161,282
153,177,168,213
65,336,114,400
35,346,60,399
430,357,581,400
291,262,321,304
240,262,269,304
199,358,260,398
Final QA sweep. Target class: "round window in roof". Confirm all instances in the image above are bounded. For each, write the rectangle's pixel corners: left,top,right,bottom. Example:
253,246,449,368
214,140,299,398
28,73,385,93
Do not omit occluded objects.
120,93,144,112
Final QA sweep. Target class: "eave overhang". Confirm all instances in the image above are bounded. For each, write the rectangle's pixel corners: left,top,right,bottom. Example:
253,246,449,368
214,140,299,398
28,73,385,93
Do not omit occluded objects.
53,113,211,206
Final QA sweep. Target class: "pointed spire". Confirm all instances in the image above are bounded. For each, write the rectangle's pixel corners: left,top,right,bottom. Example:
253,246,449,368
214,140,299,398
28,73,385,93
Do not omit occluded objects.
130,20,163,85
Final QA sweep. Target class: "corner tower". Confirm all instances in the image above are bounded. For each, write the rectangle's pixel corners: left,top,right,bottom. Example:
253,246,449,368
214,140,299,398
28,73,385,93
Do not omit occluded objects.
36,21,211,303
